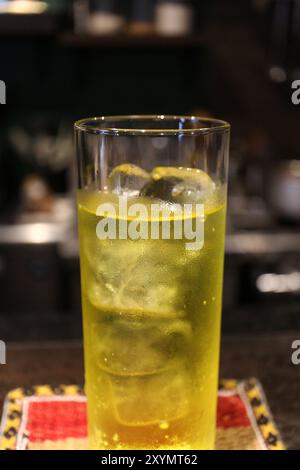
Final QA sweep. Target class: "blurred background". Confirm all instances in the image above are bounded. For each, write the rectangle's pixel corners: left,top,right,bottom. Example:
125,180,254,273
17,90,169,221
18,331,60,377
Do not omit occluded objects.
0,0,299,341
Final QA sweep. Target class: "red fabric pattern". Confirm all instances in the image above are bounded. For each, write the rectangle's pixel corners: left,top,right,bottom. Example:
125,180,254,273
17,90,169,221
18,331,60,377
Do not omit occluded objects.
27,401,87,442
217,395,251,428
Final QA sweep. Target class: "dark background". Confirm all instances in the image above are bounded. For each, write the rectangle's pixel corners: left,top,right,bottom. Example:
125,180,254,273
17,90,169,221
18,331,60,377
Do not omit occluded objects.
0,0,300,341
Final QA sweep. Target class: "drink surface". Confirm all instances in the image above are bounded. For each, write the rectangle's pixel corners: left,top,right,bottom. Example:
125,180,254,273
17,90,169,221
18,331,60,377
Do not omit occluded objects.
77,165,226,450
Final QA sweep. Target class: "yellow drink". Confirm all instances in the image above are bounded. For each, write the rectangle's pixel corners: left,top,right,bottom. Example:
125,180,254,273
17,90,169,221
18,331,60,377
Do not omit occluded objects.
77,178,226,450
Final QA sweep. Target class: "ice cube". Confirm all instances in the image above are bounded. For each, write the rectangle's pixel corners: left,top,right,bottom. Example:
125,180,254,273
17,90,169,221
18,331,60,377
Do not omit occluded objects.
85,237,186,319
140,177,181,201
108,163,150,197
109,367,190,426
172,181,209,204
92,316,192,376
149,166,215,204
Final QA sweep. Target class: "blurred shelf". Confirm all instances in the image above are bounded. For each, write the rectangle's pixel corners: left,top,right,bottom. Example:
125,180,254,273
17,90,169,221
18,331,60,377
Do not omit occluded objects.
0,13,62,35
0,26,208,47
226,231,300,256
58,32,208,48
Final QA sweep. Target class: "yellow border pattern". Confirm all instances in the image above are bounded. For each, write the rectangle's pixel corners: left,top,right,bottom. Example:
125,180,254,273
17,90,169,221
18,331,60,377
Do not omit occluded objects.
243,378,285,450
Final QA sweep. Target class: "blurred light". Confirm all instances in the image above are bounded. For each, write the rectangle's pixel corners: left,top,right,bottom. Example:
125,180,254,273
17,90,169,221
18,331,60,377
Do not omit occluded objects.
288,160,300,178
269,66,287,83
0,223,67,244
256,272,300,294
28,224,54,243
0,1,48,14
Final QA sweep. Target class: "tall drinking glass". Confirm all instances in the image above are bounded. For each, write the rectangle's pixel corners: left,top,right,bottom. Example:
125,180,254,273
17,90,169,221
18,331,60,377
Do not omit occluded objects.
74,116,230,450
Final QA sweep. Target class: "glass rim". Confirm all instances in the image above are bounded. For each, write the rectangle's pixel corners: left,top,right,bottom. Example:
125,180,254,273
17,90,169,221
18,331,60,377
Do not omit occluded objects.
74,115,230,136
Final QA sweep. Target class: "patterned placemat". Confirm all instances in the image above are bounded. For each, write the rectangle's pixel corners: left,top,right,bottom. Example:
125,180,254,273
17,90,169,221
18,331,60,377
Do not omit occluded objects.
0,379,285,451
